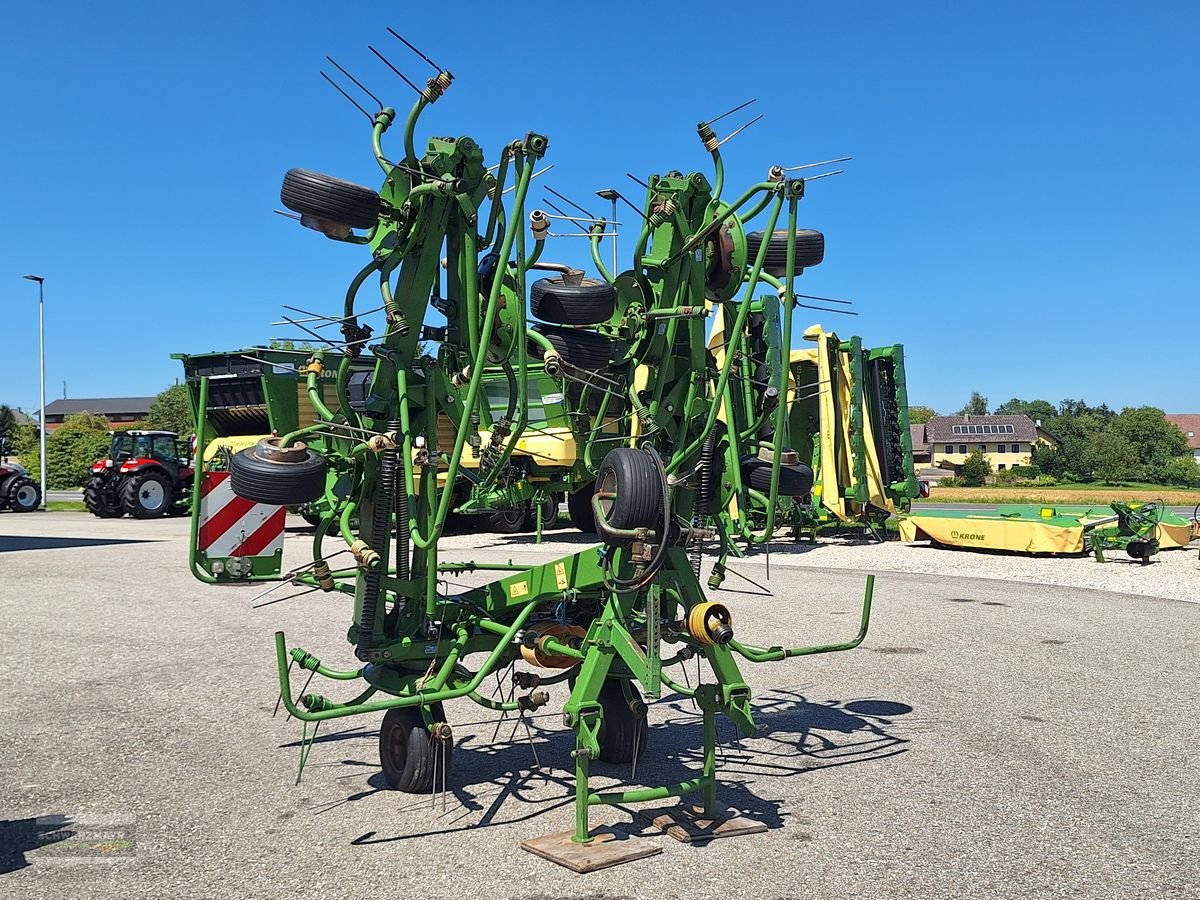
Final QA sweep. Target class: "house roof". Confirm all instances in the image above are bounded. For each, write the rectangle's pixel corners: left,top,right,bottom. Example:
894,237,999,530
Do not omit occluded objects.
1165,414,1200,450
926,414,1038,443
44,397,156,419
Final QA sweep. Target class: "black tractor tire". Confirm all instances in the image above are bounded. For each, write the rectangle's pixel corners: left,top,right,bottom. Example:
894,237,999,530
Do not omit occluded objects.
530,492,559,530
596,448,663,532
745,228,825,275
6,476,41,512
741,456,815,497
122,470,173,518
379,704,452,793
488,505,529,534
567,483,597,533
280,168,382,231
530,325,612,372
84,476,123,518
597,680,648,764
229,445,327,506
530,278,616,325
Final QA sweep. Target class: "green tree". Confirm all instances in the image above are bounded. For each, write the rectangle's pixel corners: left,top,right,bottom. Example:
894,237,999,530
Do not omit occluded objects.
959,450,992,487
1162,456,1200,488
908,405,937,424
0,404,16,456
992,397,1058,423
1084,431,1137,484
957,392,988,416
46,412,114,489
147,384,195,436
1109,406,1190,482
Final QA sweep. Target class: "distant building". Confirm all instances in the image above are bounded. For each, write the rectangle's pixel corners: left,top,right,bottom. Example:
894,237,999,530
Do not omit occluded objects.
1165,414,1200,461
43,397,156,433
914,414,1058,472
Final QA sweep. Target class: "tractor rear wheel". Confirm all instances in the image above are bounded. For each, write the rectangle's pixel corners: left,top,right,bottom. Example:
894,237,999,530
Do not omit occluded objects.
123,471,172,518
280,168,381,231
379,703,452,793
567,483,597,533
6,476,41,512
84,476,123,518
530,277,616,325
597,680,649,764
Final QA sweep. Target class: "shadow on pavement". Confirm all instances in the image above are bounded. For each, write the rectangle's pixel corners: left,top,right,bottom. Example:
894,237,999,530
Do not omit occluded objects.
0,536,159,554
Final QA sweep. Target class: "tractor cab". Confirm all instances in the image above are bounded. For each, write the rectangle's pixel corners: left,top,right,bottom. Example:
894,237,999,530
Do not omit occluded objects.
109,431,189,470
85,430,194,519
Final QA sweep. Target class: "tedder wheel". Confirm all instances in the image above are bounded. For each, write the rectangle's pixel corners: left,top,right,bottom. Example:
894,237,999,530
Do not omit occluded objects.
597,680,648,764
280,168,382,232
530,324,612,372
530,277,616,326
6,477,41,512
229,439,327,506
488,505,529,534
534,492,560,529
567,483,597,533
745,228,825,276
596,448,663,532
740,456,815,497
123,471,172,518
84,476,123,518
379,703,452,793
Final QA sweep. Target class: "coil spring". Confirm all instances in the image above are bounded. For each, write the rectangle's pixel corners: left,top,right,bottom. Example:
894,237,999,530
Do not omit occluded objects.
691,429,720,577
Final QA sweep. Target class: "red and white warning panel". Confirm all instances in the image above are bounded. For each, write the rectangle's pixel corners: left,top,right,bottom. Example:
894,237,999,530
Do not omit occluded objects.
195,471,285,578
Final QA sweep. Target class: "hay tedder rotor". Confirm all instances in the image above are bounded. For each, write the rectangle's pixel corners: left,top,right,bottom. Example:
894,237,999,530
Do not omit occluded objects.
186,34,877,870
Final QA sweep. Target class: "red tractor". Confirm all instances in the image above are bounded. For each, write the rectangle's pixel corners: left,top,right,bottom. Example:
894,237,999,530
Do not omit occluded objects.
84,430,194,518
0,460,41,512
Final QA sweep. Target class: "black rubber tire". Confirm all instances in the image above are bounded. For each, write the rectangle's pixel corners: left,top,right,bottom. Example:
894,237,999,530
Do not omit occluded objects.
741,456,815,496
300,511,323,527
379,704,452,793
530,278,616,325
280,168,381,231
6,476,41,512
488,505,529,534
597,680,648,764
84,476,123,518
596,448,663,531
567,483,597,533
529,492,559,530
229,446,327,506
745,228,825,275
122,470,173,518
530,325,612,372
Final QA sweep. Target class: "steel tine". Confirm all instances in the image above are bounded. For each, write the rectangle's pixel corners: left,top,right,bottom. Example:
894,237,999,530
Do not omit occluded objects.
273,208,302,221
386,27,443,74
716,114,764,148
367,45,423,96
541,198,591,234
319,71,374,121
626,172,651,190
501,164,553,194
544,185,595,220
802,169,845,182
325,56,384,109
783,155,853,172
703,98,756,128
794,292,853,305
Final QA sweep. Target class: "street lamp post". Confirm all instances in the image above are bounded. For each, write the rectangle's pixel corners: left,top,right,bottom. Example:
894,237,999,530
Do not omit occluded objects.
595,189,620,275
23,274,47,509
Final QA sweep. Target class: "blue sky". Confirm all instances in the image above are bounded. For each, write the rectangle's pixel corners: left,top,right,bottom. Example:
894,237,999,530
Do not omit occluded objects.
2,1,1197,418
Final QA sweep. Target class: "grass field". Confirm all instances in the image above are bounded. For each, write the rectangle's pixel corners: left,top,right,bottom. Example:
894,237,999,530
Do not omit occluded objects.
918,486,1200,507
46,500,87,512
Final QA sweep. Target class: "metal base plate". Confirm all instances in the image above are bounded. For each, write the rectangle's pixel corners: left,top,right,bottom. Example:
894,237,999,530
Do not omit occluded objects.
520,825,662,873
638,804,768,843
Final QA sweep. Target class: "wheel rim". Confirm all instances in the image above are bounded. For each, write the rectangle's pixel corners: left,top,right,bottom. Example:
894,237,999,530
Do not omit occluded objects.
140,481,166,510
381,722,406,776
14,485,37,507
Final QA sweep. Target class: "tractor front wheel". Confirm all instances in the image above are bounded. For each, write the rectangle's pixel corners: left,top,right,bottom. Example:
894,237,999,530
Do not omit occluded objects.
85,476,123,518
123,471,172,518
5,476,41,512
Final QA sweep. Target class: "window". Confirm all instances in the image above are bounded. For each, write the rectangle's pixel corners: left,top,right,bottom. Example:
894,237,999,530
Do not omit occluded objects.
945,444,953,454
1011,443,1020,453
958,444,967,454
998,464,1006,470
976,444,985,452
1005,424,1015,433
987,424,997,433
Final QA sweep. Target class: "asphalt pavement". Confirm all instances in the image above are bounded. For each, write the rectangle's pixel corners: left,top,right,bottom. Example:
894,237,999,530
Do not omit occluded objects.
0,513,1195,899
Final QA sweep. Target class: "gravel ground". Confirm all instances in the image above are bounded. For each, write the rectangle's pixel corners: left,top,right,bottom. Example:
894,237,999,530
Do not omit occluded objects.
0,513,1197,899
